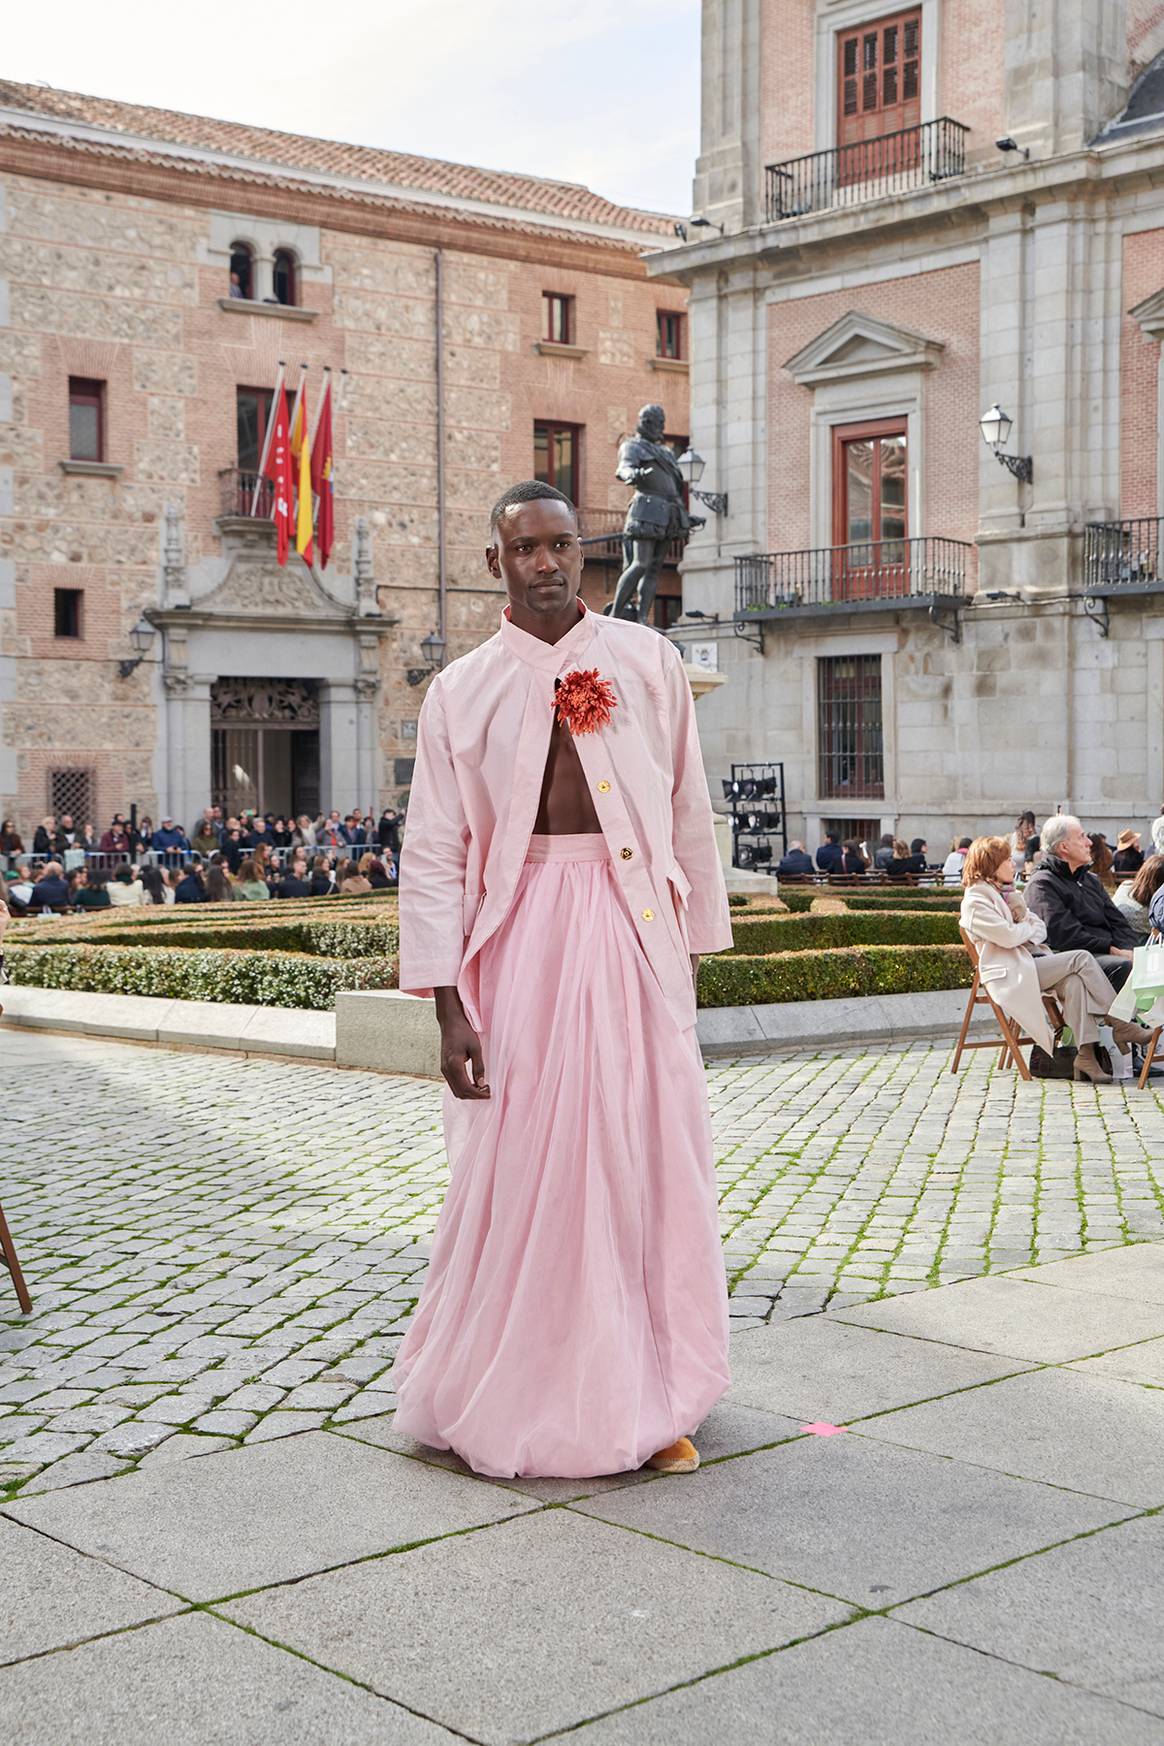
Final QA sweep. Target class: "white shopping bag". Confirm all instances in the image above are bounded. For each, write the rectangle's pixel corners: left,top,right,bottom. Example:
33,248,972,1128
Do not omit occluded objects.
1110,941,1164,1022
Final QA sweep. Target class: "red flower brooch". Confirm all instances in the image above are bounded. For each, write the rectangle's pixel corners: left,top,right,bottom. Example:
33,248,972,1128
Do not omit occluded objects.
553,667,618,736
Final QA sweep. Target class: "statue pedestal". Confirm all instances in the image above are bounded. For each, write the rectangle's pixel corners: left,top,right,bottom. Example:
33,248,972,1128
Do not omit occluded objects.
682,662,727,702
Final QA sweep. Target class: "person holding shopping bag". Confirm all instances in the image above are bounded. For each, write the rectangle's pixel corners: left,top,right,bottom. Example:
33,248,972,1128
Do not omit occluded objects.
960,836,1155,1084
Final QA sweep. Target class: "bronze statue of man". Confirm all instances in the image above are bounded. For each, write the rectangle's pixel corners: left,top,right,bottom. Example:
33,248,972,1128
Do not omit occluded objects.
608,403,704,624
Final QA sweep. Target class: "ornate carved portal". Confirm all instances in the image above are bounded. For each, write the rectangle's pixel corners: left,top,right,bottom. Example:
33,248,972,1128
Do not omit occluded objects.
210,678,321,819
210,678,321,726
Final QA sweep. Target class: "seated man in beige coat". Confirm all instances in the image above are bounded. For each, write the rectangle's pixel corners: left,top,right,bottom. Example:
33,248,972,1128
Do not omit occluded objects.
960,835,1154,1084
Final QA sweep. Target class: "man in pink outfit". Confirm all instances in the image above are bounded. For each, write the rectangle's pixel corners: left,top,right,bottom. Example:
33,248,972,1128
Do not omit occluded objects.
393,480,733,1479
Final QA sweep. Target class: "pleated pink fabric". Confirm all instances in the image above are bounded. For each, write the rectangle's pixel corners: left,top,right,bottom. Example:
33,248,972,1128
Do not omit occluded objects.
391,832,730,1479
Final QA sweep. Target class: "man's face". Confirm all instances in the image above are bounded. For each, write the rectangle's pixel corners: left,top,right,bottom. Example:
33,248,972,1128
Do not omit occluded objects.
1058,822,1093,870
639,406,665,443
61,816,72,830
487,499,583,627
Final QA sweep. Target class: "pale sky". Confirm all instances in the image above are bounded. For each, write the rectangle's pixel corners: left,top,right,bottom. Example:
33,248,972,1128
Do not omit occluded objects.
3,0,703,216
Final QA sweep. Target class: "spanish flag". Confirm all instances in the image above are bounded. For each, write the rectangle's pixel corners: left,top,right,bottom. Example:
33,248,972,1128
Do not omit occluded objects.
290,385,314,567
311,375,334,570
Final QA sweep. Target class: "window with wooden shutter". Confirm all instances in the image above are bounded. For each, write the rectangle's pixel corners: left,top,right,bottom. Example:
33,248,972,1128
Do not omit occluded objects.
837,8,922,149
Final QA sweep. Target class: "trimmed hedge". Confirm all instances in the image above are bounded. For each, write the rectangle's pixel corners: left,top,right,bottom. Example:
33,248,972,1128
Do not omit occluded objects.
842,891,963,912
20,917,400,960
4,944,398,1011
727,910,961,954
697,943,973,1006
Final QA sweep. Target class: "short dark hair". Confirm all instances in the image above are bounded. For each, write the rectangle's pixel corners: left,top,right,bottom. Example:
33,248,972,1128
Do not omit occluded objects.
489,478,577,533
910,837,926,855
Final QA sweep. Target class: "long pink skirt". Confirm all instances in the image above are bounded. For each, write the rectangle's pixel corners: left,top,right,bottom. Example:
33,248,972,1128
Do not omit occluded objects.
391,831,730,1479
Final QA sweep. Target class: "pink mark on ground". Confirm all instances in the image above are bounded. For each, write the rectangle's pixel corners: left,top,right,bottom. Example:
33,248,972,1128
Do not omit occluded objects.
800,1422,847,1436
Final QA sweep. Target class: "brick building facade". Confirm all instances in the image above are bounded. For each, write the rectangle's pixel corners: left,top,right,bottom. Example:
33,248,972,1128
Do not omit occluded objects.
654,0,1164,864
0,81,689,833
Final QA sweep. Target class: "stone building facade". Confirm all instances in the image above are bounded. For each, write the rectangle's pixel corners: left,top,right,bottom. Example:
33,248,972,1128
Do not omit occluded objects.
0,81,689,833
654,0,1164,861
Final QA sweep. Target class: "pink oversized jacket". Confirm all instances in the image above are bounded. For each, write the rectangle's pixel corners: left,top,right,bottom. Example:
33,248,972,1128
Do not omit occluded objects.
398,599,733,1035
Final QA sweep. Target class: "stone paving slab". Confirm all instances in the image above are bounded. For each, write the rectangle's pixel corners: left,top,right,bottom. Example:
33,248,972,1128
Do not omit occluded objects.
895,1514,1164,1717
0,1514,183,1665
1011,1240,1164,1303
577,1431,1128,1608
332,1398,806,1503
221,1506,849,1745
1067,1335,1164,1387
727,1314,1033,1422
834,1275,1164,1362
854,1366,1164,1506
569,1614,1164,1746
3,1430,537,1600
0,1611,454,1745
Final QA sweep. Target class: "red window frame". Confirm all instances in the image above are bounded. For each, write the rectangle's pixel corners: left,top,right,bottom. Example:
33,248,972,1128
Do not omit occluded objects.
68,377,105,462
656,310,685,360
831,416,908,598
533,419,581,503
837,8,921,145
542,292,573,344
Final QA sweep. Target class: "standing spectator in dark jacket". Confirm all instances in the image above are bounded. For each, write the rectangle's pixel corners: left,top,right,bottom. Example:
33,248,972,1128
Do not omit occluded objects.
221,827,245,873
32,816,62,857
99,819,131,854
816,831,844,874
777,840,814,877
378,807,404,854
151,819,190,854
1024,815,1138,990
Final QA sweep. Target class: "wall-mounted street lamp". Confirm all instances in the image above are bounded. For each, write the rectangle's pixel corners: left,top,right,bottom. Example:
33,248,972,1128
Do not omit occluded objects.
979,404,1033,484
676,448,729,516
407,628,447,687
673,216,725,241
118,615,157,679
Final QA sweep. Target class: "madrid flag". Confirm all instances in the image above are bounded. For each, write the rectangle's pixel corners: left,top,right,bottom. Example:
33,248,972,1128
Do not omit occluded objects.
263,385,294,567
311,376,334,570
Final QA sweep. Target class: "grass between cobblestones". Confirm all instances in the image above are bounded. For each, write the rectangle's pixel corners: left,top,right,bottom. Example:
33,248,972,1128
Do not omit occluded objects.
3,1032,1163,1501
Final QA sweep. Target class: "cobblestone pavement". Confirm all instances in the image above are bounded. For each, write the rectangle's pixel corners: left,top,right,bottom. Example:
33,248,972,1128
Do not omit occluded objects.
2,1029,1164,1500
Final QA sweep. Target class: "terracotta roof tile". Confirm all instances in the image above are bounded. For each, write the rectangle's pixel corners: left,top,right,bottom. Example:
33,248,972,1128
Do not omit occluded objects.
0,80,675,239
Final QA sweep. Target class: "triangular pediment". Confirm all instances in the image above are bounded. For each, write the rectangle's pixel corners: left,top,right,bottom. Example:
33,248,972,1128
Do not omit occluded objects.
1130,288,1164,339
784,311,945,386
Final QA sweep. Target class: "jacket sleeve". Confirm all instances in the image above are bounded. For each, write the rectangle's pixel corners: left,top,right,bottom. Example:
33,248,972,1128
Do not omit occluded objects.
1025,873,1109,954
397,679,470,998
661,637,733,956
962,887,1047,950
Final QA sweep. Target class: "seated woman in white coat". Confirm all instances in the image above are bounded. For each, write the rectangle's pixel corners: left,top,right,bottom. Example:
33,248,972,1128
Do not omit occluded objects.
960,836,1155,1084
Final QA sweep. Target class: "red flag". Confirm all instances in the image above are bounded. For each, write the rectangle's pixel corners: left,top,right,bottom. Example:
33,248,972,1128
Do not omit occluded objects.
264,385,293,566
311,377,334,570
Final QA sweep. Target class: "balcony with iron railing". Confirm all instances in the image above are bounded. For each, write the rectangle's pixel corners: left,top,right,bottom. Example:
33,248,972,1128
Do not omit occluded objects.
1083,517,1164,595
218,467,273,521
735,536,973,623
765,117,969,224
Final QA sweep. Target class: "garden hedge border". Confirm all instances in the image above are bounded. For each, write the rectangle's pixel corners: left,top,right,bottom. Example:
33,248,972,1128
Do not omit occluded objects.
698,943,973,1005
4,944,398,1011
727,910,961,954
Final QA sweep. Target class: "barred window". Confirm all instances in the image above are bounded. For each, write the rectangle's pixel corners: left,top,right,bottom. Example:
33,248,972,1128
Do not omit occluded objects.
817,656,884,799
50,768,94,826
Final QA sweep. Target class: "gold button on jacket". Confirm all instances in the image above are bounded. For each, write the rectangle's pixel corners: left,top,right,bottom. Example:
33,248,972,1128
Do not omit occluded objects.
641,907,654,921
596,780,611,793
620,846,633,860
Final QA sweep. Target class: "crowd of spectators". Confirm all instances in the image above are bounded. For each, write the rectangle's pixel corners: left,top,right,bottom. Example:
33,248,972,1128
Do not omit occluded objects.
0,803,406,915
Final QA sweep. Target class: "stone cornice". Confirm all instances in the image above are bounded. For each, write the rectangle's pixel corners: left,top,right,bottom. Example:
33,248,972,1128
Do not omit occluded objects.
0,127,664,282
644,130,1164,283
1130,287,1164,339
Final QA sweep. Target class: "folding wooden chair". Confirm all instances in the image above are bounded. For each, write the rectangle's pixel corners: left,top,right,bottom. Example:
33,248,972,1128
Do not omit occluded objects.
0,1201,31,1314
950,927,1064,1080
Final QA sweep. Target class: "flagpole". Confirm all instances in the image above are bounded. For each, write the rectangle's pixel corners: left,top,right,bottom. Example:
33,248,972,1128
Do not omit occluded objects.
249,358,285,516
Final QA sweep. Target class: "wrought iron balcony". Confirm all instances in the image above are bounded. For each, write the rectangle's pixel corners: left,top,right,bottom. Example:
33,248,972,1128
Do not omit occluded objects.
765,117,969,223
735,536,972,621
218,467,274,520
576,507,685,568
1084,517,1164,593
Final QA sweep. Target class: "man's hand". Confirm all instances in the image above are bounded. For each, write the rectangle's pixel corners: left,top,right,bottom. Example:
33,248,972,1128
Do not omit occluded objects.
434,986,491,1099
1111,946,1135,961
690,952,700,994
